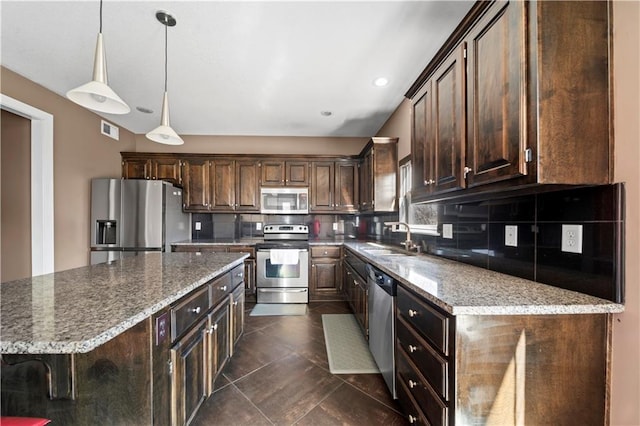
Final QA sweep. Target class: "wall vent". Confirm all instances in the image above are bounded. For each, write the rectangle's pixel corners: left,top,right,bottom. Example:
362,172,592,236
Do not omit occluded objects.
101,120,119,140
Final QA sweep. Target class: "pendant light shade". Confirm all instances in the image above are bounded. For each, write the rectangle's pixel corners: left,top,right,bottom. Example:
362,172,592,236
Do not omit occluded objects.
146,11,184,145
66,1,130,114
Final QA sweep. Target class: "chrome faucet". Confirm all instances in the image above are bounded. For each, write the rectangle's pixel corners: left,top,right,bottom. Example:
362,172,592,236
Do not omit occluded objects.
384,221,420,252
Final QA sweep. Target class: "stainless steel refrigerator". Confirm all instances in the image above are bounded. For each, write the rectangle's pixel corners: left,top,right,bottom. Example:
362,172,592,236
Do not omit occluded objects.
90,178,190,265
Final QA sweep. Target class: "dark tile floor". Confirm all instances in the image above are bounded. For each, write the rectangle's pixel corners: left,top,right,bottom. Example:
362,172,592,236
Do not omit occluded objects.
191,301,406,425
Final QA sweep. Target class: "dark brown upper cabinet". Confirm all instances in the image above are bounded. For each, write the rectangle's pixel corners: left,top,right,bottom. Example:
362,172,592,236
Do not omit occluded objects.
359,137,398,213
409,0,612,202
122,154,182,186
261,160,309,186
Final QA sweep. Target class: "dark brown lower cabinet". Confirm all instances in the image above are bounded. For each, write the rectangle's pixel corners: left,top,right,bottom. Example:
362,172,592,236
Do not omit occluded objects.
206,300,230,395
230,283,245,351
396,284,612,425
171,318,208,426
342,262,368,337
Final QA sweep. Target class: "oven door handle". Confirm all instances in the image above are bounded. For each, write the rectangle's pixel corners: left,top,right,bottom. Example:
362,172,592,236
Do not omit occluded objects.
257,288,308,293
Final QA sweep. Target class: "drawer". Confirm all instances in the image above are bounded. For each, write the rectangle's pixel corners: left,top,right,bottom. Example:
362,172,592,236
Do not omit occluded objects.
397,348,448,426
311,246,341,259
199,246,229,253
397,285,450,356
210,272,232,306
228,246,255,258
397,315,449,401
171,286,210,341
229,264,245,287
395,372,430,426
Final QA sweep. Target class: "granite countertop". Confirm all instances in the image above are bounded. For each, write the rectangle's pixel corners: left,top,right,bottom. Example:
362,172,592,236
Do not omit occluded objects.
344,242,625,316
0,252,247,355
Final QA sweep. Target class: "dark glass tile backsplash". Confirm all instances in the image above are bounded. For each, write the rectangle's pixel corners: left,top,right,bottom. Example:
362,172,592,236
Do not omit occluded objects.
370,183,625,304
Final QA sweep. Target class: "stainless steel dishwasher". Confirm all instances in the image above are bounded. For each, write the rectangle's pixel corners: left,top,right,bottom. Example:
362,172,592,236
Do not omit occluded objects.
367,263,397,399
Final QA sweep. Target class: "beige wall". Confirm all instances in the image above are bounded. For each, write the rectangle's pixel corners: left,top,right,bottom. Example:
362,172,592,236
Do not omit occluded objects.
0,67,137,271
376,98,411,160
1,110,31,282
134,134,368,156
611,1,640,424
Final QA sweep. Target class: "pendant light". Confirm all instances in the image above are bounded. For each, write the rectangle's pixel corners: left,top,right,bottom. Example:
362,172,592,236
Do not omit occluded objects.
66,0,130,114
146,11,184,145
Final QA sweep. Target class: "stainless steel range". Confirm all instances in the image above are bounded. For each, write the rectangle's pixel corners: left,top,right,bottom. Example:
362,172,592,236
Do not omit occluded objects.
255,224,309,304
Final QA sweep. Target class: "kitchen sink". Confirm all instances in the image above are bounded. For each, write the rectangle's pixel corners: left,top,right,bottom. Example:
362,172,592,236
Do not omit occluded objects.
361,244,411,256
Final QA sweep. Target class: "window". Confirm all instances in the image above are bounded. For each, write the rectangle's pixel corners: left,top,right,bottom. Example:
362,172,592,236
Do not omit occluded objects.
398,158,439,235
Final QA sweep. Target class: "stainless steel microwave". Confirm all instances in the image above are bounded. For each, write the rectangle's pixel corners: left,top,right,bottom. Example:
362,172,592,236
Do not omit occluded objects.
260,187,309,214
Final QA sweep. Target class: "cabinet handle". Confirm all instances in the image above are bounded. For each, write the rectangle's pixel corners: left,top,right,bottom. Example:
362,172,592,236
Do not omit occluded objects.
233,301,238,306
220,286,227,291
191,306,201,314
408,379,418,389
464,166,473,178
236,272,244,278
408,309,418,317
408,344,417,353
213,323,218,331
408,414,417,424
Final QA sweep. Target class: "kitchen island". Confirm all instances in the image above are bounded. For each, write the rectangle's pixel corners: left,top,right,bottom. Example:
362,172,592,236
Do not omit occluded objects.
0,252,248,425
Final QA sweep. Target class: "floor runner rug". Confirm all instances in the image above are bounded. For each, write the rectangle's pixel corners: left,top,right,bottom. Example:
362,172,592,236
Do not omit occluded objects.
322,314,379,374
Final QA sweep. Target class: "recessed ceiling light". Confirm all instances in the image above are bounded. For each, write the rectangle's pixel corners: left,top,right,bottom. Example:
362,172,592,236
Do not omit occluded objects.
320,111,332,116
136,106,154,114
373,77,389,87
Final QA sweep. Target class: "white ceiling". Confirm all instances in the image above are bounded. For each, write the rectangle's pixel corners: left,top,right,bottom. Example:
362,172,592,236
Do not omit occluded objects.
1,1,474,138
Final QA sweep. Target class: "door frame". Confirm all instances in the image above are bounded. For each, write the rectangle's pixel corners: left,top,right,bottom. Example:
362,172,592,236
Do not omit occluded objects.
0,94,54,276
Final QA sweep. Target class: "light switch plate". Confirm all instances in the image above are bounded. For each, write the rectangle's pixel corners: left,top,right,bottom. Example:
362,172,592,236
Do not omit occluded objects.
443,224,453,239
256,222,262,230
333,223,338,231
195,221,202,231
561,224,583,254
505,225,518,247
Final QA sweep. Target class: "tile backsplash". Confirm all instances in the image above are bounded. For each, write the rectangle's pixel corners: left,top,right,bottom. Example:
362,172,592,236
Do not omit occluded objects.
370,184,625,304
191,183,624,304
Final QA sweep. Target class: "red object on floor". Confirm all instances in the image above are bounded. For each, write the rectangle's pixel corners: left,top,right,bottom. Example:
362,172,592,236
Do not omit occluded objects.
0,417,51,426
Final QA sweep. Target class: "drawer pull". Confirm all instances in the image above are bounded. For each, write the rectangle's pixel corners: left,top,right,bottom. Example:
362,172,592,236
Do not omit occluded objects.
408,414,417,424
408,344,417,353
220,285,227,291
408,379,418,389
191,306,201,315
408,309,418,317
233,301,238,306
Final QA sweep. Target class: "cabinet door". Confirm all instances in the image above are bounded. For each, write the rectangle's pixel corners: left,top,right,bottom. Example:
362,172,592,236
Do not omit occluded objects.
359,151,373,211
152,157,182,185
335,160,359,212
465,0,526,187
286,161,310,186
230,285,245,351
354,276,368,337
310,259,342,301
432,45,466,194
411,80,434,199
206,301,230,395
371,143,398,212
310,162,334,212
261,160,285,185
122,158,150,180
235,160,260,212
210,159,236,211
170,319,207,426
182,159,211,211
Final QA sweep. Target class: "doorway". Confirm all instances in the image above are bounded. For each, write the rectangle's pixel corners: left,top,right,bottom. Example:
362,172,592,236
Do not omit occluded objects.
0,94,54,279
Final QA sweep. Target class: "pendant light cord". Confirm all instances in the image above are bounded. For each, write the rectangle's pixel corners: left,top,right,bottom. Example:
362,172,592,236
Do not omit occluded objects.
99,0,103,33
164,22,168,92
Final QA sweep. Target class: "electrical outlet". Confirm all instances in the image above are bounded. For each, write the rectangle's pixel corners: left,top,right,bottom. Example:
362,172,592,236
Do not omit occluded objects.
442,224,453,239
561,224,583,254
505,225,518,247
256,222,262,230
155,312,169,346
195,221,201,231
332,222,338,231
